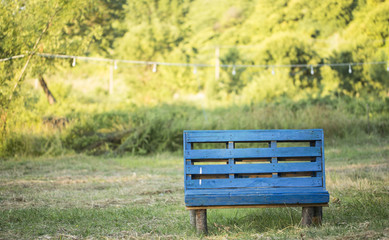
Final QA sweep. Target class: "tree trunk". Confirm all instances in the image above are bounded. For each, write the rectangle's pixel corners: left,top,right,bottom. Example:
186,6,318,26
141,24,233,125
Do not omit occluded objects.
39,75,56,105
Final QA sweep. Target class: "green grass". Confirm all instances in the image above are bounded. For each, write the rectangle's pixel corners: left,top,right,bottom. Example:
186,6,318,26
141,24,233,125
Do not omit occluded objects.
0,138,388,239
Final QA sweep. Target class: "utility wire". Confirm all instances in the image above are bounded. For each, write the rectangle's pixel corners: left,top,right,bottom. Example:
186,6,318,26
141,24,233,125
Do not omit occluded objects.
0,55,25,62
1,52,388,70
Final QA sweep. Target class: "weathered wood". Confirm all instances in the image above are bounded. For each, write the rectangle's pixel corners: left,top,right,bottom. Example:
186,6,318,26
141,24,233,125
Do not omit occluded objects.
187,203,328,210
185,129,323,142
189,210,196,228
313,206,323,225
186,162,321,175
185,147,322,160
195,209,207,234
302,207,322,226
186,177,322,189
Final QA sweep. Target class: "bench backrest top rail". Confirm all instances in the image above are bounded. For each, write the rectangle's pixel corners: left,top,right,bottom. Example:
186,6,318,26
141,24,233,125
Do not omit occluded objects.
184,129,323,142
184,129,326,191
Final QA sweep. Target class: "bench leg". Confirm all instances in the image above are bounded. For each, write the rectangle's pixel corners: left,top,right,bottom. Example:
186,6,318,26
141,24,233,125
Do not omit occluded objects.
189,210,196,228
195,209,208,235
302,207,322,226
313,206,322,225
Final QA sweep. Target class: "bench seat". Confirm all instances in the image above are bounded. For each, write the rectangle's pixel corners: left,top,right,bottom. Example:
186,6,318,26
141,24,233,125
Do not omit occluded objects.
186,187,329,207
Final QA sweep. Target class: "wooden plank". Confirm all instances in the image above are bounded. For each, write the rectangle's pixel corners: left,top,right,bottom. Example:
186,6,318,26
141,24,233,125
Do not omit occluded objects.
228,141,235,180
183,133,192,191
185,147,322,159
186,203,329,210
185,192,329,206
185,187,328,195
186,177,322,189
184,129,323,142
270,141,278,178
186,162,321,174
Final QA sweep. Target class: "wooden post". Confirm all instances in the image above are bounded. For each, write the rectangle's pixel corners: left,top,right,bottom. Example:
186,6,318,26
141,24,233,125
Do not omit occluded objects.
302,207,322,226
312,206,322,225
302,207,314,226
195,209,207,234
189,210,196,228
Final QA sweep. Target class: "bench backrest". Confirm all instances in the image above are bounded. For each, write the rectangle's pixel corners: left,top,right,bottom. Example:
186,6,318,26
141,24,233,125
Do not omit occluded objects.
184,129,326,191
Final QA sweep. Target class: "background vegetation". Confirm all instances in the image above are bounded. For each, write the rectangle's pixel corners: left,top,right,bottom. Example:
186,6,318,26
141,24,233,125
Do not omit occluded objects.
1,0,388,156
1,1,388,239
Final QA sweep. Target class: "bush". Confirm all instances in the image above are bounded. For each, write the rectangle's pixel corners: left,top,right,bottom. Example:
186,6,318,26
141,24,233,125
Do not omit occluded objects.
1,98,388,158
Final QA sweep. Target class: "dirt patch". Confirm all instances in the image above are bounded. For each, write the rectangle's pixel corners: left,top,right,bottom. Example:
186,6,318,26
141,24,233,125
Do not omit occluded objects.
140,189,174,195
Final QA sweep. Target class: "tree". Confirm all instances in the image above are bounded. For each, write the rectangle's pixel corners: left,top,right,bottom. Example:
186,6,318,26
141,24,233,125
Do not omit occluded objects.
0,0,111,135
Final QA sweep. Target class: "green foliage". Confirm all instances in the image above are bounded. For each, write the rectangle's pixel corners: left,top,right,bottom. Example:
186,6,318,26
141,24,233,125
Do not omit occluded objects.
2,0,389,157
110,0,389,102
2,96,388,157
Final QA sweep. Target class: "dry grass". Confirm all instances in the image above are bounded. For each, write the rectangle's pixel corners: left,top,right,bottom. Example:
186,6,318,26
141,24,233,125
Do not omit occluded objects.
0,139,388,239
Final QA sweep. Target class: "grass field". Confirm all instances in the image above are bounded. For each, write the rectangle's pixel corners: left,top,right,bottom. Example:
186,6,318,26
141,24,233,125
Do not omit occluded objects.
0,136,388,239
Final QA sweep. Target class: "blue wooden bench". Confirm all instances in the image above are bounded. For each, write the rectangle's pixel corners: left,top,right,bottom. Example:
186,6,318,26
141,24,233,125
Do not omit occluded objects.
183,129,329,234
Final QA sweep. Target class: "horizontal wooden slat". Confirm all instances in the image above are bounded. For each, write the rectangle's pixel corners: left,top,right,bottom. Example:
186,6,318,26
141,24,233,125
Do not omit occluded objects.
185,147,321,159
186,203,329,210
185,190,329,206
184,129,323,143
186,177,322,189
186,162,321,174
185,187,327,195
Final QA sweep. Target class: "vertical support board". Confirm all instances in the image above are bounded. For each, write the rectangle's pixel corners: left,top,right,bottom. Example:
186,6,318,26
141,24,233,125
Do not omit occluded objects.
184,133,193,191
321,130,326,189
270,141,278,178
228,141,235,179
315,140,323,186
